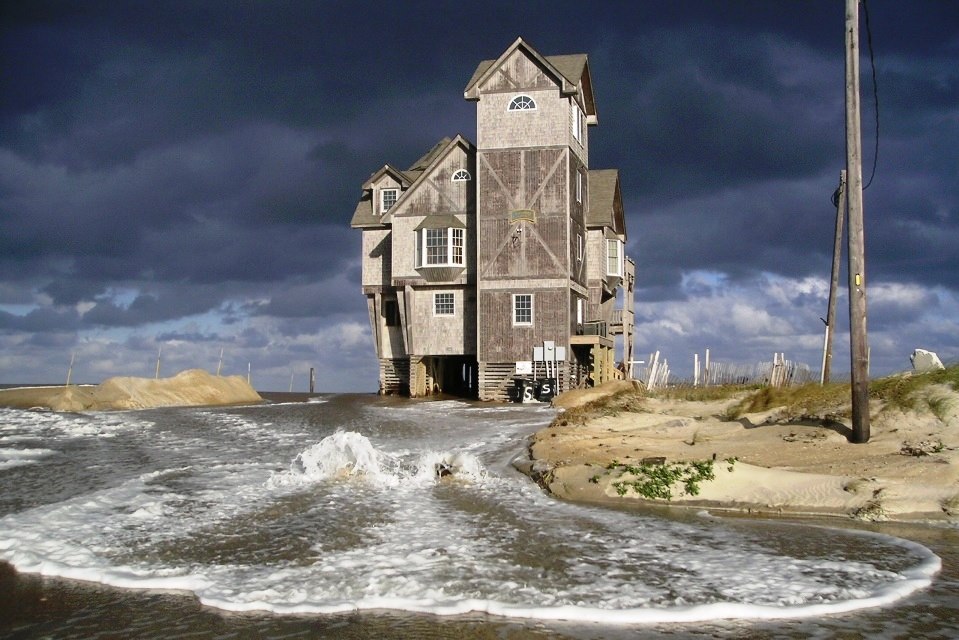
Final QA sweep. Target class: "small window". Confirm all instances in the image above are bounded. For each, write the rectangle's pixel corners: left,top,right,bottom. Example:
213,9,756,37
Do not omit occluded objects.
576,171,583,204
577,298,584,325
572,101,583,142
383,300,400,327
380,189,398,213
576,233,583,262
508,95,536,111
606,239,623,277
451,169,471,182
513,294,533,326
434,293,455,316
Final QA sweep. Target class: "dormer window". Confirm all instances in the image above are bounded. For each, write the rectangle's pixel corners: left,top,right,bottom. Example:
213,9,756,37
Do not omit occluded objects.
451,169,471,182
508,95,536,111
380,189,398,214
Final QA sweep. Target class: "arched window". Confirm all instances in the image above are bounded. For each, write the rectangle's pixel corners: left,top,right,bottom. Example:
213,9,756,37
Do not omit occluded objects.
508,94,536,111
451,169,471,182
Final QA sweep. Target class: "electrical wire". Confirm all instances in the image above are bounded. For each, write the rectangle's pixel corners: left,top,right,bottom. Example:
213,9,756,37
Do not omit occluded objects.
862,0,879,190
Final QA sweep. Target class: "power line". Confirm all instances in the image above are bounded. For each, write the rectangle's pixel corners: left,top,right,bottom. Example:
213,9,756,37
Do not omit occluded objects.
861,0,879,190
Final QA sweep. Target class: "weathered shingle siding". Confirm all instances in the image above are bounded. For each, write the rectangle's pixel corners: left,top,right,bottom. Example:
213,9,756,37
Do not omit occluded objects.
362,229,392,288
408,288,475,356
478,288,567,362
477,89,569,150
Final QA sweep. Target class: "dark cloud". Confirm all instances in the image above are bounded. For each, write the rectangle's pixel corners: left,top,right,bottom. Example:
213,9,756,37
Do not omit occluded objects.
1,0,957,388
0,307,79,333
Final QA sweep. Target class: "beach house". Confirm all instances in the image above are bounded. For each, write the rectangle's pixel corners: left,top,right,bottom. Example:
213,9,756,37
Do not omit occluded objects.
351,37,635,401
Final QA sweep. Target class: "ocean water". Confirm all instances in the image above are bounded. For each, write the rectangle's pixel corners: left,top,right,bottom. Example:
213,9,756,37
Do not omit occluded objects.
0,394,956,639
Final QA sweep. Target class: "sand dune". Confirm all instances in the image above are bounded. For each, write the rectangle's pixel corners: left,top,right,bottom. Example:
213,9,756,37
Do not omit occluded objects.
0,369,262,412
529,381,959,522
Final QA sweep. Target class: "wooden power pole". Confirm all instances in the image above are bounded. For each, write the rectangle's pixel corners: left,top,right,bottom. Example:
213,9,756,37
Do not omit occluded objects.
821,171,846,385
845,0,870,443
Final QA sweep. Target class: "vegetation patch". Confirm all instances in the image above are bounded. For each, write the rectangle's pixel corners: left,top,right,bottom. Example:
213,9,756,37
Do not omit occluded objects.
551,387,646,428
900,439,945,456
604,458,721,501
722,364,959,422
724,383,851,421
870,365,959,412
651,384,756,403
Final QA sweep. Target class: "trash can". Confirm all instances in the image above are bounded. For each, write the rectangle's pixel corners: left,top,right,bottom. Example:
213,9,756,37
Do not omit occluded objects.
536,378,557,402
512,378,534,403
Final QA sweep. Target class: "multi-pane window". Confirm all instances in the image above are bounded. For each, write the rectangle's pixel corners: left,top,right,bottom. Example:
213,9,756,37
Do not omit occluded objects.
513,294,533,326
426,228,446,264
434,293,455,316
380,189,398,213
508,95,536,111
572,101,583,142
606,239,623,277
416,227,465,267
451,227,464,264
451,169,471,182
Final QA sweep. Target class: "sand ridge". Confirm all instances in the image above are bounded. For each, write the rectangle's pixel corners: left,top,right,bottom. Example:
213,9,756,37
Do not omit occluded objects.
0,369,262,412
530,381,959,522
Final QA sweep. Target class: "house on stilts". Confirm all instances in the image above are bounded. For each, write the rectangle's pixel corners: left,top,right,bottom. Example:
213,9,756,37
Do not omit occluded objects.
351,37,635,401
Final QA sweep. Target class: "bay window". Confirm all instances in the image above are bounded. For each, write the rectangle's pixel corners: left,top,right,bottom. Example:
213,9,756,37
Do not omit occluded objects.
416,227,465,268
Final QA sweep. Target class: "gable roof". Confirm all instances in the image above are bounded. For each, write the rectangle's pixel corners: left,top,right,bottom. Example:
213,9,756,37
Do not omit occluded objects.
387,134,474,220
463,37,596,120
587,169,626,238
361,164,414,191
351,135,475,229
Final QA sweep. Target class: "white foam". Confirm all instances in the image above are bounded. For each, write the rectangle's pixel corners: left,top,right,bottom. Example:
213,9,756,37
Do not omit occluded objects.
0,446,56,468
0,401,944,625
268,431,396,487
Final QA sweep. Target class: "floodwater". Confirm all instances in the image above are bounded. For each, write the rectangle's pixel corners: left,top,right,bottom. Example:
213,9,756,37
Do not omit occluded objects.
1,394,956,639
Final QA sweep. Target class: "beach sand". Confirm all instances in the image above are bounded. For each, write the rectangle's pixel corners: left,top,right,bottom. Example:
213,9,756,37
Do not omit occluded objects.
0,369,262,412
526,380,959,522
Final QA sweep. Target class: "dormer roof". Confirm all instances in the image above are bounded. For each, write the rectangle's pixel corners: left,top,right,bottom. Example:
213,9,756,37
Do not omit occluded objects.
361,164,414,191
587,169,626,238
464,37,597,122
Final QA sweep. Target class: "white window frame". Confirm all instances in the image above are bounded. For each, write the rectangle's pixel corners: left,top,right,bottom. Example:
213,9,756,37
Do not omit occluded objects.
451,169,471,182
512,293,533,326
576,233,584,262
576,171,583,204
508,94,536,111
380,188,398,214
606,239,624,277
572,100,583,142
416,227,466,268
433,292,455,317
577,298,584,325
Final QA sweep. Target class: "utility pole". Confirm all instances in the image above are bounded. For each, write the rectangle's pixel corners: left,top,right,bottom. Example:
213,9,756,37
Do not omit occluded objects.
821,171,846,385
845,0,870,442
66,351,76,386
